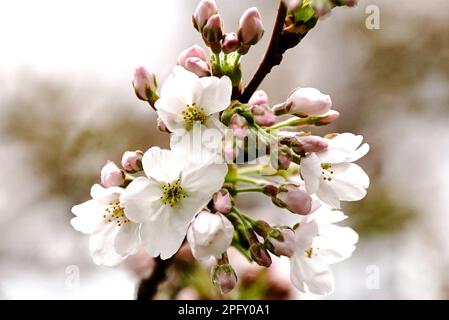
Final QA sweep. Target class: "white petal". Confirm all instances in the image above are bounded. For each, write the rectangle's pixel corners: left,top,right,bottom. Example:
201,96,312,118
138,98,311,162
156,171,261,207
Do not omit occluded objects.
120,177,164,223
159,66,201,106
294,219,318,251
313,226,358,265
307,206,347,225
331,163,369,201
156,100,187,132
141,147,187,183
90,184,122,204
114,222,140,256
198,76,232,114
89,224,126,266
290,254,334,295
316,180,341,209
181,161,227,205
139,207,188,260
348,142,369,162
71,200,105,234
300,153,322,194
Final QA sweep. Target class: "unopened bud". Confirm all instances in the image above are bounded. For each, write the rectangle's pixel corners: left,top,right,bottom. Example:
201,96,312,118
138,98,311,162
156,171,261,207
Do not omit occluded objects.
222,32,240,53
238,7,264,46
280,133,328,153
334,0,358,7
193,0,217,31
248,90,269,107
262,184,279,197
121,150,143,173
249,243,272,267
286,87,332,116
177,45,207,66
313,0,333,18
274,184,313,215
133,67,158,104
211,264,237,294
100,161,125,188
202,14,223,52
315,110,340,125
271,148,291,170
266,228,296,257
229,114,249,140
213,189,232,214
184,57,211,77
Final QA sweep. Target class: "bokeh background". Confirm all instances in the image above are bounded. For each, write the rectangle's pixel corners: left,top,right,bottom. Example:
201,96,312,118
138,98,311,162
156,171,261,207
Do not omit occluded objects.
0,0,448,299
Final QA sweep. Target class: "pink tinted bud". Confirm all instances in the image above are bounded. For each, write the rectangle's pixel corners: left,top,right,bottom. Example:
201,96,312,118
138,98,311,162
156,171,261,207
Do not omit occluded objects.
313,0,332,17
276,184,312,215
249,243,272,267
248,90,269,107
317,110,340,125
177,45,207,66
202,14,223,43
184,57,211,77
213,189,232,214
268,228,296,257
342,0,358,7
222,32,240,53
271,149,291,170
238,7,264,45
211,264,237,294
295,135,328,153
229,114,248,140
193,0,217,31
251,104,276,126
284,0,302,10
121,150,143,173
133,67,157,102
157,117,170,133
287,87,332,116
100,161,125,188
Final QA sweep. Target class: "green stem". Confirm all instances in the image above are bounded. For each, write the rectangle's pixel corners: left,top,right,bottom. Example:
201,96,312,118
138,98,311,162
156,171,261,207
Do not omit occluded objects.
235,176,264,185
266,117,310,130
235,186,265,194
237,166,263,175
231,240,252,261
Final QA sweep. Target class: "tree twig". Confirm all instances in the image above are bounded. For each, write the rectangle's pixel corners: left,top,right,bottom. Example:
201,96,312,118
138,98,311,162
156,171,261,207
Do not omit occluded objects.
136,257,173,300
240,1,288,103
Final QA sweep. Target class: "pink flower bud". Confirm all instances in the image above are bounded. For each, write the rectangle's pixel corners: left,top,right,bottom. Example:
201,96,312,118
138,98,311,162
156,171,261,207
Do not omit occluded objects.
211,264,237,294
275,184,312,215
121,150,143,173
229,114,248,140
267,228,296,257
284,0,302,10
271,149,291,170
251,105,276,126
249,243,272,267
222,32,240,53
133,67,158,102
286,135,328,153
286,87,332,116
316,110,340,125
248,90,269,107
157,117,170,133
341,0,358,7
313,0,332,17
177,45,207,66
184,57,211,77
193,0,217,31
238,7,264,45
202,14,223,43
100,161,125,188
213,189,232,214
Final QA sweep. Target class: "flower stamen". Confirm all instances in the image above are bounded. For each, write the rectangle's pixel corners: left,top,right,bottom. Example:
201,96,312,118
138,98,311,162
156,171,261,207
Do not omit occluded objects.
161,179,187,207
182,102,208,130
103,201,129,227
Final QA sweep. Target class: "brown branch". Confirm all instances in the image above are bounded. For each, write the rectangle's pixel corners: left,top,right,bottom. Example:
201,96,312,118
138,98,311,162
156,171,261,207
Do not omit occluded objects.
240,1,288,103
136,257,173,300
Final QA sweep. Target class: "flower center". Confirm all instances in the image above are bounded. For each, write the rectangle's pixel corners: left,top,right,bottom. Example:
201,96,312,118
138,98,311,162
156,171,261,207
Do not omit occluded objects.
103,201,130,227
305,247,314,258
321,163,334,182
182,102,207,130
161,179,187,207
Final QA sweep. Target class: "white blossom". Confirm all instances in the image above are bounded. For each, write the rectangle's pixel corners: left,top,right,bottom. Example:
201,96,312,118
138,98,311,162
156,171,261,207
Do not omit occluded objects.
71,184,140,266
301,133,370,208
120,147,227,260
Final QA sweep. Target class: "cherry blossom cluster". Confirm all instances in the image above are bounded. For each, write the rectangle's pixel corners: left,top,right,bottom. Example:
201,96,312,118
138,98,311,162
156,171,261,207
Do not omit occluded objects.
72,0,366,296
